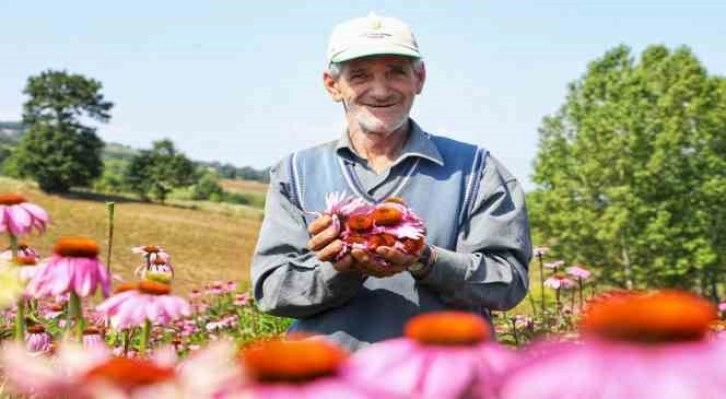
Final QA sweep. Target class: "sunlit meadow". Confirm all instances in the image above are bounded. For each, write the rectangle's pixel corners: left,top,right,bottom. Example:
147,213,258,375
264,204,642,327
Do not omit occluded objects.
1,179,725,398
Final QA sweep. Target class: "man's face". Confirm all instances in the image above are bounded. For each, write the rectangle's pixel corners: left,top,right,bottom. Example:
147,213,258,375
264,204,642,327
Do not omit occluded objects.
324,55,426,137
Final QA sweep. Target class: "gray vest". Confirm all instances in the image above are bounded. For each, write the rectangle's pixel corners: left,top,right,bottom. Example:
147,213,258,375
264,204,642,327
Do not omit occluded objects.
286,134,488,351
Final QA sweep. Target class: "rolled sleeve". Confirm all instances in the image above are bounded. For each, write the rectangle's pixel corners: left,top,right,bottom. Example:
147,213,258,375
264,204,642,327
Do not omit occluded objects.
418,156,532,311
251,157,367,319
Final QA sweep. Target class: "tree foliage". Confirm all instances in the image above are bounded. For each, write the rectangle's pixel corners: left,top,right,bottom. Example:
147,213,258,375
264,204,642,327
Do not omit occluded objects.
530,45,726,296
124,139,195,203
7,70,112,192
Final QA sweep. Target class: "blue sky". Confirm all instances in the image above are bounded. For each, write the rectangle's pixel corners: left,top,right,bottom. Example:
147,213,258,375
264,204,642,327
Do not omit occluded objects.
1,1,724,189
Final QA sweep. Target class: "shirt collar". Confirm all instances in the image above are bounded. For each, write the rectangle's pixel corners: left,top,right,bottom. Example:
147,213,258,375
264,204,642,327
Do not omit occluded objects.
335,119,444,166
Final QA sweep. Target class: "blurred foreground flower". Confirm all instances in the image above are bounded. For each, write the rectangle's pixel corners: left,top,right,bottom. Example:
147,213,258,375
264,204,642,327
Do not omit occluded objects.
499,290,725,398
221,337,390,398
342,311,516,398
0,193,50,235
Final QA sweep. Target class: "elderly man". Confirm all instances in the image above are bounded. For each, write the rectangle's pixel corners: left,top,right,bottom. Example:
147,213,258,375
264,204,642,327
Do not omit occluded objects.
251,13,532,352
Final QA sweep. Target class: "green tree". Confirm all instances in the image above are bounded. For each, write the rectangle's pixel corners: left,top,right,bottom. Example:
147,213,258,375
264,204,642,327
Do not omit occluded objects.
124,139,195,203
7,70,112,192
530,45,726,297
192,169,224,201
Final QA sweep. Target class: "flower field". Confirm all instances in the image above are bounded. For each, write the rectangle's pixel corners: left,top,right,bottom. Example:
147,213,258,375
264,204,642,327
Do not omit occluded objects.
1,180,725,398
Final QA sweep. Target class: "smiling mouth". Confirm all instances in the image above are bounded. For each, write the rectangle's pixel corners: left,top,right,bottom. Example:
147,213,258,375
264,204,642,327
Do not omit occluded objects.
366,104,396,108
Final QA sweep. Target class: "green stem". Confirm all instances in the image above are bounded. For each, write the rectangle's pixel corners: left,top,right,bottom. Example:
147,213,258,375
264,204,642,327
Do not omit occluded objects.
140,319,151,356
69,291,84,341
9,234,25,341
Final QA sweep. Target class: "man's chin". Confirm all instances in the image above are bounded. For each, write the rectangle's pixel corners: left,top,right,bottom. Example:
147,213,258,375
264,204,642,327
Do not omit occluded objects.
356,117,408,136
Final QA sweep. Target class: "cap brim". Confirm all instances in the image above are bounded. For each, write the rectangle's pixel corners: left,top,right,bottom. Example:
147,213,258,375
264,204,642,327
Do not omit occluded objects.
329,44,421,64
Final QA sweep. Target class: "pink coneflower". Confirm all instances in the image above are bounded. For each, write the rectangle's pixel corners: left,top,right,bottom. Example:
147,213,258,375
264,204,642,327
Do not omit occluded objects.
25,324,52,352
0,193,49,236
234,292,250,306
566,265,592,280
131,244,171,263
533,246,550,257
0,243,40,261
0,340,109,398
219,338,389,398
42,302,65,319
544,273,575,290
499,290,725,398
188,289,202,300
543,260,565,270
206,281,226,296
718,302,726,313
96,280,191,330
26,236,110,298
342,311,516,398
135,256,175,283
226,280,238,293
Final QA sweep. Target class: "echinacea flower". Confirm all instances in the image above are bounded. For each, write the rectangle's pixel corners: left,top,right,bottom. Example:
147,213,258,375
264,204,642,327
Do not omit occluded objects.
132,245,171,264
82,327,109,352
543,273,575,290
342,311,517,398
718,302,726,313
566,265,591,280
543,260,565,270
0,340,109,398
95,280,191,329
0,193,50,236
27,236,111,298
25,324,52,352
533,246,550,257
329,196,427,266
218,337,390,399
498,290,725,398
134,256,175,283
0,242,40,261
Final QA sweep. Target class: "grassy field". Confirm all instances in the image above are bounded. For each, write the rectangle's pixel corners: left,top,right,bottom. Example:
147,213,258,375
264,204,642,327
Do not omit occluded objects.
0,177,264,294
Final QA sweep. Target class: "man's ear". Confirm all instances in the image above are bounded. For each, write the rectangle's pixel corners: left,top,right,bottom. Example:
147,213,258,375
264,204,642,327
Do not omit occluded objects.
323,72,343,102
414,62,426,95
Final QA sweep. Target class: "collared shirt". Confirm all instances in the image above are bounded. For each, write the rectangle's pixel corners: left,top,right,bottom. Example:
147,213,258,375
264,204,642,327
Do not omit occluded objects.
334,121,444,197
250,120,532,351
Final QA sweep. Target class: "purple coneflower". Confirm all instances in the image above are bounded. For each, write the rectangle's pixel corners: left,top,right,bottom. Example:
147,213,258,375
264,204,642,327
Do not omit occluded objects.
566,265,591,280
342,311,516,398
219,337,389,398
233,292,250,306
499,290,725,398
25,324,52,352
543,260,565,270
96,280,191,330
0,243,40,261
27,236,110,298
0,193,49,236
543,273,575,290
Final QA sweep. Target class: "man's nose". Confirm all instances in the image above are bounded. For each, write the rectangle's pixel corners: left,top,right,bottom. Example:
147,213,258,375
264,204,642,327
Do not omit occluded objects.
368,77,392,99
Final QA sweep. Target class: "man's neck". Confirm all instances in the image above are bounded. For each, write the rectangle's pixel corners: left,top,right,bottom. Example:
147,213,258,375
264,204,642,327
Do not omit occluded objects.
348,122,410,174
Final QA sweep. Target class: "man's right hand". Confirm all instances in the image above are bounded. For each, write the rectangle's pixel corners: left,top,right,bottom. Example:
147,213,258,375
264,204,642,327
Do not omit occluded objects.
307,214,357,273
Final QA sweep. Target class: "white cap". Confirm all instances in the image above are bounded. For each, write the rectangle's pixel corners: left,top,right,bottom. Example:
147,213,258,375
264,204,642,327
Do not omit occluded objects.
327,12,422,65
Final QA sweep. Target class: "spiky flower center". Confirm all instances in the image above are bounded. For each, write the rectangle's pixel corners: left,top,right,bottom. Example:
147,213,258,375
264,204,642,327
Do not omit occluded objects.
371,204,404,226
241,339,347,383
114,282,138,294
27,324,46,334
53,236,100,258
405,311,489,346
347,213,374,232
84,357,175,391
0,193,27,205
11,256,37,266
48,303,64,312
581,290,717,343
138,280,171,295
83,327,102,336
142,245,162,253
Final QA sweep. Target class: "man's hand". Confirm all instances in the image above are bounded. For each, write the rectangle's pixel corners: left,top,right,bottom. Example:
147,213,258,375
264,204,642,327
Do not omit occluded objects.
307,214,357,273
350,246,418,278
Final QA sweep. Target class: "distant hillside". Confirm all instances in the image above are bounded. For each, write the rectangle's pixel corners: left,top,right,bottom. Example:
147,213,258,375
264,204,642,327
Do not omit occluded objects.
0,121,269,182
